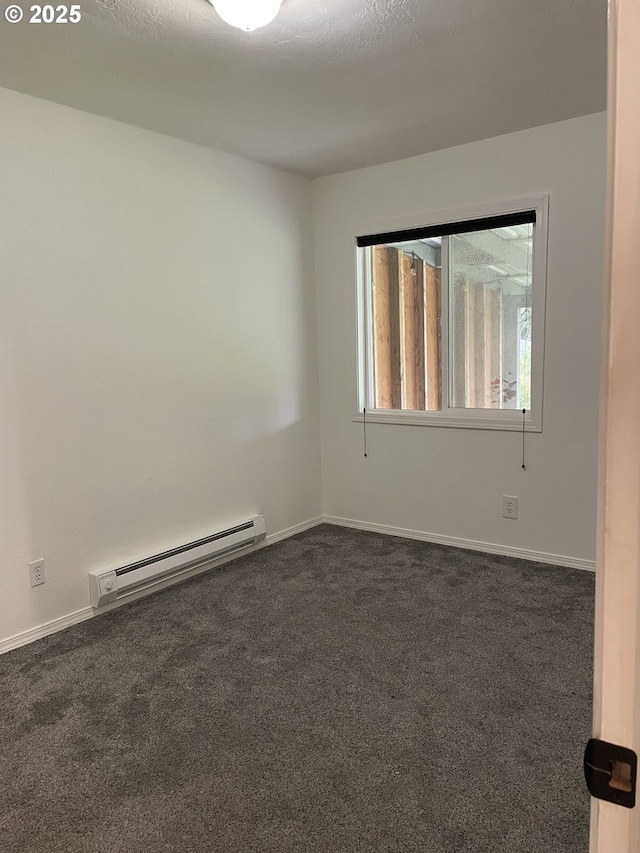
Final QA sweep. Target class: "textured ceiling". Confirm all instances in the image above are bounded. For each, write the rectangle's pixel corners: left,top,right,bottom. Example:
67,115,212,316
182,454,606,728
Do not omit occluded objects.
0,0,607,177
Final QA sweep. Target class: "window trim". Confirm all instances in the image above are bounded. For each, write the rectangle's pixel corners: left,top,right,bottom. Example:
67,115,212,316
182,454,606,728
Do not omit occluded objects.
354,194,549,432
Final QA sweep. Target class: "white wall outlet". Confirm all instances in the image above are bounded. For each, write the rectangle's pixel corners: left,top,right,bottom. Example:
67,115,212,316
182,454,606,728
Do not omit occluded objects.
502,496,518,519
29,558,46,587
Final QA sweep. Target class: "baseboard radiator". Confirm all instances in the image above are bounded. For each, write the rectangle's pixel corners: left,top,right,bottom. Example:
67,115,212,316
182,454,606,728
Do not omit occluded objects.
88,515,266,608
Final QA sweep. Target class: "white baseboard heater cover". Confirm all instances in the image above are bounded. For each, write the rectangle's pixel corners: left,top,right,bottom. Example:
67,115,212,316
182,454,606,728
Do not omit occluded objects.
88,515,266,608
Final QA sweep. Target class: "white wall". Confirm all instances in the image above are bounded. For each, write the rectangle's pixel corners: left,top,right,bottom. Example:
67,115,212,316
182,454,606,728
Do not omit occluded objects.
0,92,606,646
0,88,322,643
313,114,607,564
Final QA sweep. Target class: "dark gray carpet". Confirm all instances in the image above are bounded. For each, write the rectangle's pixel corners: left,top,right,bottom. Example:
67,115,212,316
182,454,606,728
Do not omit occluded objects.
1,524,594,852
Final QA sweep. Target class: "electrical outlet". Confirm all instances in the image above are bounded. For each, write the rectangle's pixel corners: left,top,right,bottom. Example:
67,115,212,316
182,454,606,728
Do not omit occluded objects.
29,559,45,587
502,496,518,519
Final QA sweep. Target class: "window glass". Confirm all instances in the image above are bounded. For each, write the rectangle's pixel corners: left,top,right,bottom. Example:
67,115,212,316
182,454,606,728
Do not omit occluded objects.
449,224,532,410
358,205,544,428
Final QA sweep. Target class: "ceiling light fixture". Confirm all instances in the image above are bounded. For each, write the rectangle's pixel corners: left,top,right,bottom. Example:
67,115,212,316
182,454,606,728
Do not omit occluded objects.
210,0,283,31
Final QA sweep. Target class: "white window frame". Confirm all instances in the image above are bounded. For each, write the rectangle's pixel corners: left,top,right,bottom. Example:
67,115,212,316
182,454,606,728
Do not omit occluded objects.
354,194,549,432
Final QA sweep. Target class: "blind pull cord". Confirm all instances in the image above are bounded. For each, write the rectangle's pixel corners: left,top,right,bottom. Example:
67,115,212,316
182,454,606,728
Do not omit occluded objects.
363,408,368,457
363,407,524,465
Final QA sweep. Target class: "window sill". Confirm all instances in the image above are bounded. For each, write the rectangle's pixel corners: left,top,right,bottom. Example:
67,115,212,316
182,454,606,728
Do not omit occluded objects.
353,410,542,432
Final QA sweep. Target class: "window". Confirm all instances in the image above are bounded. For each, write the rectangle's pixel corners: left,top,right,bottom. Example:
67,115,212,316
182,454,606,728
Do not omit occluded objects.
355,198,548,430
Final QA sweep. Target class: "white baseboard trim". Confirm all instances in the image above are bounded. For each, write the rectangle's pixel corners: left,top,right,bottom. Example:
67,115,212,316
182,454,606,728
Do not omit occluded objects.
262,516,324,547
0,516,325,655
323,515,596,573
1,514,592,654
0,607,95,656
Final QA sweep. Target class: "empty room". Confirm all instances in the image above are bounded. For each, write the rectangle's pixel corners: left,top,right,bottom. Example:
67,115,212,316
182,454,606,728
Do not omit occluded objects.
2,1,639,851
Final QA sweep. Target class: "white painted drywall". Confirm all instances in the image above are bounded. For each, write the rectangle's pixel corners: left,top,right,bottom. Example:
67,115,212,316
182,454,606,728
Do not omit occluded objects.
313,114,607,563
0,88,321,643
0,93,606,645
